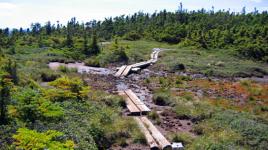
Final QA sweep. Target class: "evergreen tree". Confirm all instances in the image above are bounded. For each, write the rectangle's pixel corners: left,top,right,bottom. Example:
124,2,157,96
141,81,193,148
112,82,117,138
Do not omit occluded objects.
66,22,73,47
0,74,11,125
83,30,89,56
45,21,52,35
88,31,100,56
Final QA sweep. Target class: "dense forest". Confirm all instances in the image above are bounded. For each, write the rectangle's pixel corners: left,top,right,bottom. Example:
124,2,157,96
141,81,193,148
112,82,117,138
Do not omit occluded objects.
0,6,268,61
0,5,268,150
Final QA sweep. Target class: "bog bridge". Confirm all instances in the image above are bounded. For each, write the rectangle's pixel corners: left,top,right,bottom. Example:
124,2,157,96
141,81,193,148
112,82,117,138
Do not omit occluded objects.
115,48,176,150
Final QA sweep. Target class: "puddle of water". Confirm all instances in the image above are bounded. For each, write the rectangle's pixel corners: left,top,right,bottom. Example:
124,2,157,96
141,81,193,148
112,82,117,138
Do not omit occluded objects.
48,62,112,75
116,81,129,91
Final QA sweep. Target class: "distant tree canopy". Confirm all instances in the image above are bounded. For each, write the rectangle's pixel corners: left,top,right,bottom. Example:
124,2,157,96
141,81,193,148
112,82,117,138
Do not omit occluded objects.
0,6,268,61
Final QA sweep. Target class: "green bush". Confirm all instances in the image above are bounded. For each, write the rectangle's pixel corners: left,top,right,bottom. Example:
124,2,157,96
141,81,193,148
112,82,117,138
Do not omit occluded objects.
188,130,242,150
210,110,268,149
84,57,100,67
170,132,194,146
124,31,142,41
237,43,268,61
40,70,60,82
98,47,128,66
58,66,77,73
11,88,64,122
173,97,214,120
12,128,74,150
132,128,147,145
99,94,126,108
148,110,161,125
152,92,172,106
48,76,90,101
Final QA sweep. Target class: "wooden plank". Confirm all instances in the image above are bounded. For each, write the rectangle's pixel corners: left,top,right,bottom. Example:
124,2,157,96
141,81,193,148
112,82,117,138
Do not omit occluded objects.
126,99,141,114
115,65,127,77
137,104,151,113
125,89,144,105
132,61,151,68
119,91,141,114
151,51,157,59
141,117,171,150
124,89,151,113
122,65,132,76
134,117,159,150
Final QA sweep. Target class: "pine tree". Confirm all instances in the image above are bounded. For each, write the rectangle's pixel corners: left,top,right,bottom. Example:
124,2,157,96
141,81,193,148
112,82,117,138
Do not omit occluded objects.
83,30,89,56
45,21,52,35
66,22,73,47
0,74,11,125
89,31,100,56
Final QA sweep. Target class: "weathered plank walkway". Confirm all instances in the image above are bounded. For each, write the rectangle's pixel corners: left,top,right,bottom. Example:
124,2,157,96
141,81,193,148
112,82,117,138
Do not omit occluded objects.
115,49,161,77
116,48,174,150
118,89,150,115
135,117,172,150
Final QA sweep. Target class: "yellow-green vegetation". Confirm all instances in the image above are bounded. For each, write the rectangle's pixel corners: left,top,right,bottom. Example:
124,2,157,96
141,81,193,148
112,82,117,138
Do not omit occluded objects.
0,50,141,149
47,76,90,101
13,128,75,150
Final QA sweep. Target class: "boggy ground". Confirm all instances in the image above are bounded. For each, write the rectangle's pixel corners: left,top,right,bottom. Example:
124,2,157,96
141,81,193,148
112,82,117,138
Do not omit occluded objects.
83,67,198,149
81,58,268,149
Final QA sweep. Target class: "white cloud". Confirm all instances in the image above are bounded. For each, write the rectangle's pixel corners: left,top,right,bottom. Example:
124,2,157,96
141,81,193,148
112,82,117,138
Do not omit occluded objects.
0,2,17,9
249,0,262,3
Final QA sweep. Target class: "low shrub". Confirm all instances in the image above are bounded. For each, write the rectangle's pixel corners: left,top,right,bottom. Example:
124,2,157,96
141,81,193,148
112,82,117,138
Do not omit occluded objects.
12,128,75,150
169,62,186,72
124,31,142,41
132,127,147,145
148,110,161,125
84,57,100,67
40,70,60,82
58,66,77,73
173,97,214,121
170,132,194,146
99,95,126,108
97,47,129,66
210,110,268,149
188,129,243,150
152,92,172,106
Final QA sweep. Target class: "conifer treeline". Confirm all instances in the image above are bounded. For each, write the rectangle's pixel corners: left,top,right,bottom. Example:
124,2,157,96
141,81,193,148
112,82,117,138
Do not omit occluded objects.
0,6,267,61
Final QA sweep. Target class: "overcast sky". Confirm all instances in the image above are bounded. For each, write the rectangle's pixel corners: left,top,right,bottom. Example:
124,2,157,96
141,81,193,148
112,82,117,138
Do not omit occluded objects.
0,0,267,29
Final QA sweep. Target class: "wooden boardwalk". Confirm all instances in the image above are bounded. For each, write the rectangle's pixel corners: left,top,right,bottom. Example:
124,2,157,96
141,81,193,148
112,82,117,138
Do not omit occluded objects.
118,89,151,115
135,117,172,150
114,49,161,77
116,48,173,150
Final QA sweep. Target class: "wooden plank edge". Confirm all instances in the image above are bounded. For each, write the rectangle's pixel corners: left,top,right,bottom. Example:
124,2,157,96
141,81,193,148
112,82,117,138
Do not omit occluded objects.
141,117,172,150
134,117,159,150
115,65,127,77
